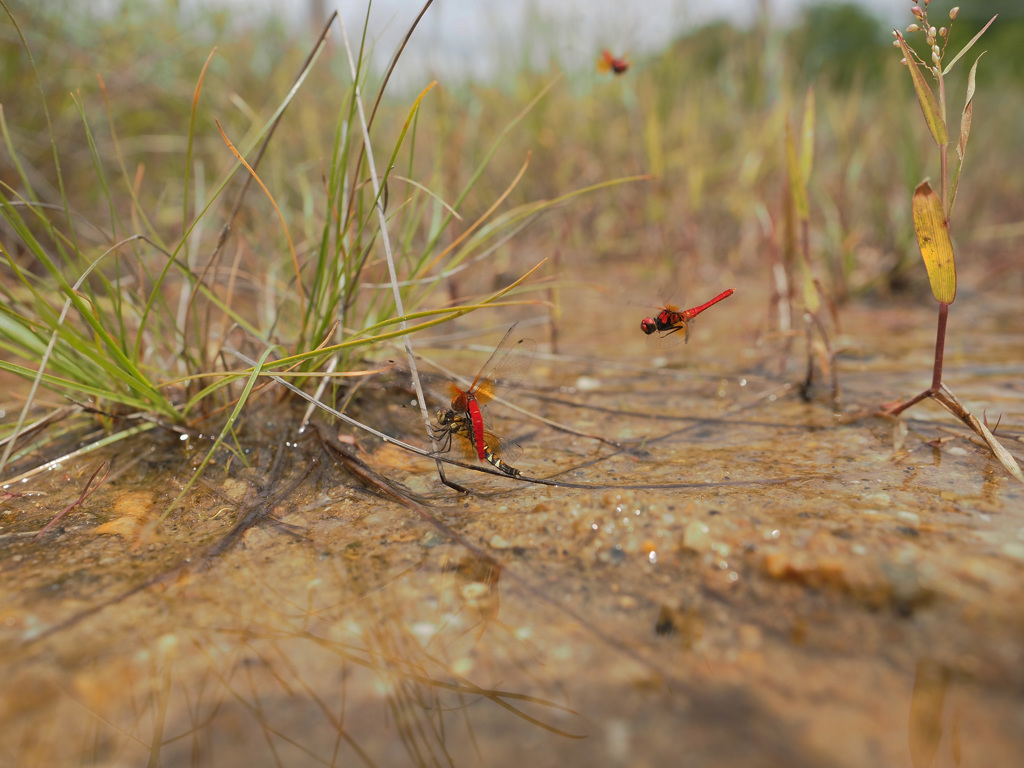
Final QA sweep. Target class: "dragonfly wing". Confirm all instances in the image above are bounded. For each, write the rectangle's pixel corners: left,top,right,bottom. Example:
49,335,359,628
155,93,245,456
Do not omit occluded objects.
482,428,521,465
467,324,535,398
473,379,496,406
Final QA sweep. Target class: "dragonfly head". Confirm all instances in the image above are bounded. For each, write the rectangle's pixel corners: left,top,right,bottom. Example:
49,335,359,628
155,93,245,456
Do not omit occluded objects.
640,317,659,335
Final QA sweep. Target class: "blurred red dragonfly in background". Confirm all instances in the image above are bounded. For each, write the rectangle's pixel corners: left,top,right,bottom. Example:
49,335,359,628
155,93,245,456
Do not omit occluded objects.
597,49,630,75
640,289,735,344
431,325,534,478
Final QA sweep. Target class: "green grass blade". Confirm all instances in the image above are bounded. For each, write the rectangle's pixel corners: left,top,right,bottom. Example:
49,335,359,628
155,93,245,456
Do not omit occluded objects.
895,31,948,147
942,15,997,76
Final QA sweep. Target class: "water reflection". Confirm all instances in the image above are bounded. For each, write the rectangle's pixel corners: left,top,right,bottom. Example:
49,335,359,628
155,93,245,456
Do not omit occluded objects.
4,531,582,765
442,554,503,641
908,660,951,768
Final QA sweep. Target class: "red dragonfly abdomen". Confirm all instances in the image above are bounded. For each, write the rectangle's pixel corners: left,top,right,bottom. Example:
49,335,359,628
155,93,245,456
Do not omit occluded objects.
466,399,487,460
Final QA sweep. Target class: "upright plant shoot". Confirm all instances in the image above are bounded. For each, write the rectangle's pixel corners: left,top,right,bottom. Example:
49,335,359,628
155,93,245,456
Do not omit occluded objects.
884,5,1021,481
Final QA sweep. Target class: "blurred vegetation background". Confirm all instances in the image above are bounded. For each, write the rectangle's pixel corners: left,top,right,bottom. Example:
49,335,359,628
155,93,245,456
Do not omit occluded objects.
1,0,1021,392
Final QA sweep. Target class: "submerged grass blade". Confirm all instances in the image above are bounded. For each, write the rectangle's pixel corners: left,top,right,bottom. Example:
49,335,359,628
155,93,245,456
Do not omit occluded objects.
33,461,109,539
159,347,278,522
1,421,156,486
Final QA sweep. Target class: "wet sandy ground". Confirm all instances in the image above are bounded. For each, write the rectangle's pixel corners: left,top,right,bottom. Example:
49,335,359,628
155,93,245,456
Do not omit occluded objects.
1,283,1022,767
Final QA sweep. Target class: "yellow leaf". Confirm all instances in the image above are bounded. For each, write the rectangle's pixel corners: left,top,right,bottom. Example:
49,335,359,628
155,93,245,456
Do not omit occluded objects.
912,181,956,304
895,32,948,147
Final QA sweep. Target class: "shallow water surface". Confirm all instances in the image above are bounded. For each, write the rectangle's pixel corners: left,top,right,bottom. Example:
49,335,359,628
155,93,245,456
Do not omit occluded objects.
1,288,1023,767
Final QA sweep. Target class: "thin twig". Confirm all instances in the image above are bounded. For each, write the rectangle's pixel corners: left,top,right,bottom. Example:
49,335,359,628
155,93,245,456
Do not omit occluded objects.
33,461,110,539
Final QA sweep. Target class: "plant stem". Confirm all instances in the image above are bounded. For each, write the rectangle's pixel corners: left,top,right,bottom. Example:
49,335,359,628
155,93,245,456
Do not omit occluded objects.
938,73,949,218
931,301,948,391
881,301,949,417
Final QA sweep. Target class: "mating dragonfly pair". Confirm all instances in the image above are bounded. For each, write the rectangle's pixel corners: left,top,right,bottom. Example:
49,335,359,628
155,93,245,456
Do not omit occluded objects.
430,326,533,479
432,289,734,479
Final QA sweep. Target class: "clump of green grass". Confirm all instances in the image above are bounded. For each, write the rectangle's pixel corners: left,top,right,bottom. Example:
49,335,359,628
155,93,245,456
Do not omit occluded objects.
0,1,638,502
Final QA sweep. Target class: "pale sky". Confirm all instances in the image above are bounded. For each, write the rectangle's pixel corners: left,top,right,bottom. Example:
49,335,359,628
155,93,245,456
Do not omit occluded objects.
179,0,910,86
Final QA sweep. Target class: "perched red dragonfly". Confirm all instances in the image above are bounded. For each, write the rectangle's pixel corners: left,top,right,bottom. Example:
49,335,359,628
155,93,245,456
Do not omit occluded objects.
597,49,630,75
640,289,735,343
430,325,534,478
432,409,523,478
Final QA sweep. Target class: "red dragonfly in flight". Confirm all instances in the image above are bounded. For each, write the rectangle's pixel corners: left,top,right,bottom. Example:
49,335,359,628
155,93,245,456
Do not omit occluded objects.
431,325,534,478
597,49,630,75
640,289,735,343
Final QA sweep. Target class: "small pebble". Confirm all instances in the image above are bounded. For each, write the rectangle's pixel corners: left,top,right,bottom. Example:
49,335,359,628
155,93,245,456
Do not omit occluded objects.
896,510,921,525
1002,542,1024,562
738,623,763,649
605,719,630,763
683,521,711,551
